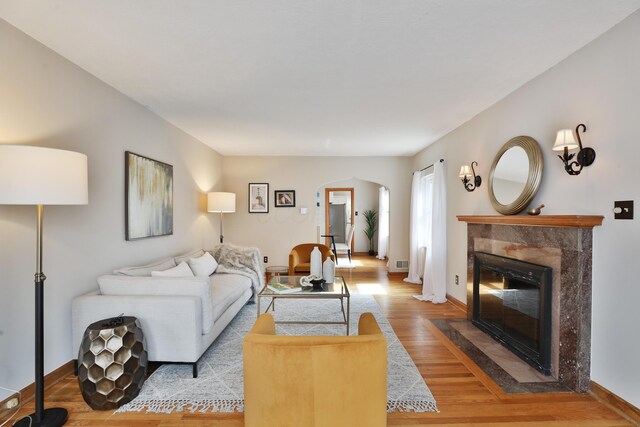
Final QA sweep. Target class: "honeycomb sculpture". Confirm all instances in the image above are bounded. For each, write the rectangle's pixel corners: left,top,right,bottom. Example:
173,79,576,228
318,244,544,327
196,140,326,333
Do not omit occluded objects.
77,316,148,410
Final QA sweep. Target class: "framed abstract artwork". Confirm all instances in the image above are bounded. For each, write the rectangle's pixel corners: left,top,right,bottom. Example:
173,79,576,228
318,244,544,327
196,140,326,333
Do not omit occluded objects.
248,183,269,213
125,151,174,240
274,190,295,207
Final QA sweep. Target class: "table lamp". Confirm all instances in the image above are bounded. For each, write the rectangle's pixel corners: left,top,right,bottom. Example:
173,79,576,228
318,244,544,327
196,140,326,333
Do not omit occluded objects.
0,145,88,427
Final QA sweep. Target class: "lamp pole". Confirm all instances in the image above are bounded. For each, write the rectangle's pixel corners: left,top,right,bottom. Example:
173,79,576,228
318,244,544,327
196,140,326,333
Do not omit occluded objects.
15,205,68,426
219,211,224,244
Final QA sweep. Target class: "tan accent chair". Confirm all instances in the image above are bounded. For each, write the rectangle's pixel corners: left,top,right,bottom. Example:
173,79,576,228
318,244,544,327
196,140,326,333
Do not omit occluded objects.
243,313,387,427
288,243,334,276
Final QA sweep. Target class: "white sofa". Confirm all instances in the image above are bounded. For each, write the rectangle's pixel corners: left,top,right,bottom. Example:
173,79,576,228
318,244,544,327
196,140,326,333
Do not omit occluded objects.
72,248,259,377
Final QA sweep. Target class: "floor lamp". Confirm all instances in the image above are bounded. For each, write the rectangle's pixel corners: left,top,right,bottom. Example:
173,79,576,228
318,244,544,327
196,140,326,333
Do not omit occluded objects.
0,145,88,427
207,192,235,244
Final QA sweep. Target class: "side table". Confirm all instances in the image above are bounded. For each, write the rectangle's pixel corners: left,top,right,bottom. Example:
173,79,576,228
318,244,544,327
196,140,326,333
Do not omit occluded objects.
265,265,288,284
77,316,148,410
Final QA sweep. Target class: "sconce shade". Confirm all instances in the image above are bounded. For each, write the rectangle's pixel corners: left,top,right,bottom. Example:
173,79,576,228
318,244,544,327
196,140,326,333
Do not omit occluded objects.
553,129,579,151
0,145,88,205
459,165,472,178
207,192,236,213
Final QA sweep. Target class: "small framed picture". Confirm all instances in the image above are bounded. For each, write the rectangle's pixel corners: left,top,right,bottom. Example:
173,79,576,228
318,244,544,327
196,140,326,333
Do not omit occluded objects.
249,183,269,213
275,190,296,207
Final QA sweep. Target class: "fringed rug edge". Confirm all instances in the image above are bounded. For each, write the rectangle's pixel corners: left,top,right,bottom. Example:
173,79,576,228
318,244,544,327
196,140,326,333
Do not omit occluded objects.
116,398,438,415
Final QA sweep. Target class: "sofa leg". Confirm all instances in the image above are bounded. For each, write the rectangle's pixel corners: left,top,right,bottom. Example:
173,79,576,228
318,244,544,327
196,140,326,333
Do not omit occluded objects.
348,250,352,263
193,363,198,378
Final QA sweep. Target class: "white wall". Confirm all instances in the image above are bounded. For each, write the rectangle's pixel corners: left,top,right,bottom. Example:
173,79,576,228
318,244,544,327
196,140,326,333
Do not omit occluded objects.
222,156,411,269
320,178,381,253
0,20,223,399
413,10,640,407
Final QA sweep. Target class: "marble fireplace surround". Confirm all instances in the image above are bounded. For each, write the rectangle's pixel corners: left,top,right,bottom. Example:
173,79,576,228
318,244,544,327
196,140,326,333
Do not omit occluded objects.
457,215,603,392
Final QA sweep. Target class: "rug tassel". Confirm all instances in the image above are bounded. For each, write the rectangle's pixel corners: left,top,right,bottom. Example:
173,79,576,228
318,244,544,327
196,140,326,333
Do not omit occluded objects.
116,399,245,414
119,398,435,414
387,400,439,413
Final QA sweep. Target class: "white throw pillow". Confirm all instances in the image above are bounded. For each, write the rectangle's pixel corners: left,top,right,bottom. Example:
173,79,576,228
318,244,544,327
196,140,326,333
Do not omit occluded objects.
151,261,194,277
188,251,218,277
174,249,205,265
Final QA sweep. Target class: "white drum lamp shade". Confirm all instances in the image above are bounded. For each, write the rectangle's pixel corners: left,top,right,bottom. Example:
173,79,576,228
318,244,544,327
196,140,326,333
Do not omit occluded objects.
0,145,88,205
207,192,236,213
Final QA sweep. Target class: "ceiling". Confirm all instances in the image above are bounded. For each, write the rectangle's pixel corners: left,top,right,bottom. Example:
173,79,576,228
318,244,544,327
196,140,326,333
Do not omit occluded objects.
1,1,639,156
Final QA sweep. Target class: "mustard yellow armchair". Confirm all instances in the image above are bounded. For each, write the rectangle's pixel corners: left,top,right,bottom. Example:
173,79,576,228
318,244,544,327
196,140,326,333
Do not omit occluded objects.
288,243,335,276
243,313,387,427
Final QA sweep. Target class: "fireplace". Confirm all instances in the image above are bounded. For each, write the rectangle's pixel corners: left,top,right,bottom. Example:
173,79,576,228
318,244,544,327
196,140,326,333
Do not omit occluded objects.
458,215,603,392
472,252,552,375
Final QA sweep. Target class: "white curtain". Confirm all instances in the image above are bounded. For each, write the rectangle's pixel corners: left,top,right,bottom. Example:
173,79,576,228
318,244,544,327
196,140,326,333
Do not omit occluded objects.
404,171,433,284
416,161,447,303
377,186,389,260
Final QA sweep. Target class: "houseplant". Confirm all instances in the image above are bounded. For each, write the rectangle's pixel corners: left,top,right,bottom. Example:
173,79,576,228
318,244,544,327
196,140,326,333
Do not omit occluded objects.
363,209,378,256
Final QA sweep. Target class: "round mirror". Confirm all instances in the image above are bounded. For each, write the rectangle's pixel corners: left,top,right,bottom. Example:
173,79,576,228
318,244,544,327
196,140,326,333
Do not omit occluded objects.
488,136,543,215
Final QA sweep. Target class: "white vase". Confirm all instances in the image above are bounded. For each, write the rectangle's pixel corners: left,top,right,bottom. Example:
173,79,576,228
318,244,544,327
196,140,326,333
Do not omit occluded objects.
323,256,335,284
310,246,322,277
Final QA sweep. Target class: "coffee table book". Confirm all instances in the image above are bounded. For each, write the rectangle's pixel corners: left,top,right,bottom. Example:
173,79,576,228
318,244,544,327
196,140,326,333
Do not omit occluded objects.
267,282,302,294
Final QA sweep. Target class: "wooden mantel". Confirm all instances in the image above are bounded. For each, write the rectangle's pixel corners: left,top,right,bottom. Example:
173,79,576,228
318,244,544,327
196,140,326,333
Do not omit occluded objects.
457,215,604,228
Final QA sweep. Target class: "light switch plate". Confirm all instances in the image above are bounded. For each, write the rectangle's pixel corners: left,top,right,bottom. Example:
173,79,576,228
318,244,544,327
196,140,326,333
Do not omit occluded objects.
614,200,633,220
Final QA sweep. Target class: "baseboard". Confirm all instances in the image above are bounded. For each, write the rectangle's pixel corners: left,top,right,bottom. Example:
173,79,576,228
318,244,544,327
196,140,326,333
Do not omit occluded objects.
590,381,640,425
387,272,408,278
2,360,75,413
446,293,467,312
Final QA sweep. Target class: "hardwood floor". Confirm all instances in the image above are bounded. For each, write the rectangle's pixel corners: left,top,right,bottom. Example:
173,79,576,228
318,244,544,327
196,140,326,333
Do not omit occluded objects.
3,255,634,426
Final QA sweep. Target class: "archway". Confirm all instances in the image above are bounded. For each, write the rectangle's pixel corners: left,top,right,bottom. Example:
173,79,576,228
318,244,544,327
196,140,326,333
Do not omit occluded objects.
317,177,390,264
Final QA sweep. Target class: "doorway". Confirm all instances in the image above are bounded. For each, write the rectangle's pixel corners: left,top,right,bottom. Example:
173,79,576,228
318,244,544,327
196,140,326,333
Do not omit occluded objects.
324,188,354,252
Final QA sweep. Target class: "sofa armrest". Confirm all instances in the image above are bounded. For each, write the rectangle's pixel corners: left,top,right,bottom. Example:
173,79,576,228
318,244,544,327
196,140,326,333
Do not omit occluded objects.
72,292,202,362
97,275,214,334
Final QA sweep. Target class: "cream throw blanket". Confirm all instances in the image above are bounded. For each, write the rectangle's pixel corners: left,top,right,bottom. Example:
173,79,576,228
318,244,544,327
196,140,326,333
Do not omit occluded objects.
209,244,264,301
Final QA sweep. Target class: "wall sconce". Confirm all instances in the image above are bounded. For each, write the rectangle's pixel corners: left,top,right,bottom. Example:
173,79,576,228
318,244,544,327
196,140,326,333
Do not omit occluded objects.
459,161,481,192
552,123,596,175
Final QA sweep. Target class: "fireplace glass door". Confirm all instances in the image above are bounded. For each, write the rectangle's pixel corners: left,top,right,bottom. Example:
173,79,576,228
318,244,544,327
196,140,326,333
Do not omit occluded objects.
473,252,552,374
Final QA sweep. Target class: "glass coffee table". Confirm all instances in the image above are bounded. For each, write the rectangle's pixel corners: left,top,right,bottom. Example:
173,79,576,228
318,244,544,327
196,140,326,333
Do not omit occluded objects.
257,275,351,334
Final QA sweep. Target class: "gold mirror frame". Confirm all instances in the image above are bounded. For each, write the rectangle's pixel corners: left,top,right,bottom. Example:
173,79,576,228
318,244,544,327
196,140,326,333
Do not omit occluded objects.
488,135,543,215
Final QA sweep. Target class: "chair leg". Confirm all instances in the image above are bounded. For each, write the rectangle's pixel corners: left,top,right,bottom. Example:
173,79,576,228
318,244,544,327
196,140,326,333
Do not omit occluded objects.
348,250,352,263
193,363,198,378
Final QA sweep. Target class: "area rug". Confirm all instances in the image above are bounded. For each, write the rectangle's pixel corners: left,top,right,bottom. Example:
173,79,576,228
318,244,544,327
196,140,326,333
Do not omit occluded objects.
117,293,438,414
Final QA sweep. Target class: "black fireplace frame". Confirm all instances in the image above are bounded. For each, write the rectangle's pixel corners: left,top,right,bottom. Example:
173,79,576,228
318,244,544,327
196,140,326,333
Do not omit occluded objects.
472,252,552,375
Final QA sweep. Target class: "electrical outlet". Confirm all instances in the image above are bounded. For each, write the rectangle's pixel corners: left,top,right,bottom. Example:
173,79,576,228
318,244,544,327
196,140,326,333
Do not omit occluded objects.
263,256,268,263
6,397,19,409
455,275,459,285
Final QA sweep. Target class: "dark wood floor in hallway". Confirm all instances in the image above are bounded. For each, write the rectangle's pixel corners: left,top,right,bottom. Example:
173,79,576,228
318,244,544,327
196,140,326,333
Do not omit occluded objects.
3,255,634,426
